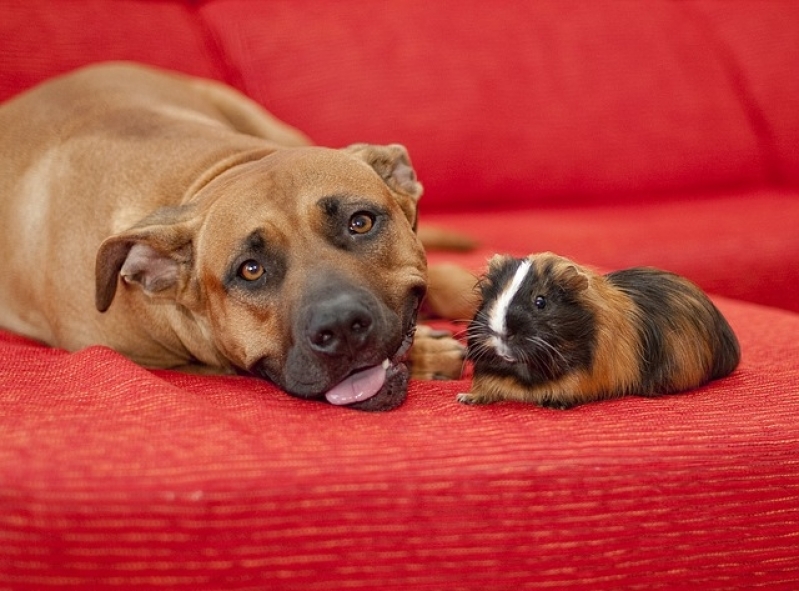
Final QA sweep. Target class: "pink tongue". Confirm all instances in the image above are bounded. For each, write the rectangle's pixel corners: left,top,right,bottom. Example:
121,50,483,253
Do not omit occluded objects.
324,361,388,406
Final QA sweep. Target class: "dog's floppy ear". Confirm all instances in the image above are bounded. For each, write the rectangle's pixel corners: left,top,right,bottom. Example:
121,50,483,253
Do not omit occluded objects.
95,206,198,312
343,143,423,228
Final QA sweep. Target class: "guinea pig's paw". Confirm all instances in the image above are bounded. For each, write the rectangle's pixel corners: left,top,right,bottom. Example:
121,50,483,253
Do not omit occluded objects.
538,398,577,410
408,324,465,380
456,392,488,405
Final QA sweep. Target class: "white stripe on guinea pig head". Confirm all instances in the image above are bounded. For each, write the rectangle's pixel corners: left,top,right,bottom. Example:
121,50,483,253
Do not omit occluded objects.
488,259,532,336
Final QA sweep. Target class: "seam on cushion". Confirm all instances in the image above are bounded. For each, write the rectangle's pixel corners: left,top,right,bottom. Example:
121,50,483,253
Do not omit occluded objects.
187,0,247,90
678,2,781,187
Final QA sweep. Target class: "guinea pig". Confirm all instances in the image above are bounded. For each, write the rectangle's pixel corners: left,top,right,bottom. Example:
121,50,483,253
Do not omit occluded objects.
457,252,741,408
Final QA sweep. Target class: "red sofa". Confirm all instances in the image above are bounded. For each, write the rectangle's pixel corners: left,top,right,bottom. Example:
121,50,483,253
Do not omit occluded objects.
2,2,799,589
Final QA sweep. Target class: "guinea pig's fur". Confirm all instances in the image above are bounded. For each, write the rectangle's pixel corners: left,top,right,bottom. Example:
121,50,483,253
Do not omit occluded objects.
458,252,741,408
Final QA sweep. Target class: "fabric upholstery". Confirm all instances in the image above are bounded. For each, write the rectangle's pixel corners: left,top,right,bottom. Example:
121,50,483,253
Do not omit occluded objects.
1,0,798,588
2,296,799,589
425,188,799,313
201,0,775,209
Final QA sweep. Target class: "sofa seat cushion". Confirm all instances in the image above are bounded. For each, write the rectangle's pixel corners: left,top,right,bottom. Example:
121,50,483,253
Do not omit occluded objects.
1,293,798,590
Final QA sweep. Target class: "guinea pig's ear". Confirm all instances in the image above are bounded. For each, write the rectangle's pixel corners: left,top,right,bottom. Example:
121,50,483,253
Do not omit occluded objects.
343,143,423,228
95,205,200,312
561,265,590,293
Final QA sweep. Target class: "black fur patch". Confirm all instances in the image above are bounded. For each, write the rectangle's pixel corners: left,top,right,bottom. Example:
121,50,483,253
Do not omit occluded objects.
710,321,741,380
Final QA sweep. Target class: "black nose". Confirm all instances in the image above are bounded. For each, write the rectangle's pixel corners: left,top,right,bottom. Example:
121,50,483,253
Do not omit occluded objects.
306,292,375,356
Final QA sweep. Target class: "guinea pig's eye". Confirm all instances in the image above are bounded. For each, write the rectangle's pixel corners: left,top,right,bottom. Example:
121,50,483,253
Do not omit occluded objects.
238,259,265,281
534,295,547,309
348,211,375,235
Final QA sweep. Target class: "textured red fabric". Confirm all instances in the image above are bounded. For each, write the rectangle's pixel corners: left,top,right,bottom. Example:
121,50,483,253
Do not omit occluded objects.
199,0,790,210
425,188,799,313
688,0,799,184
1,296,799,589
4,0,797,210
2,1,799,589
0,0,226,102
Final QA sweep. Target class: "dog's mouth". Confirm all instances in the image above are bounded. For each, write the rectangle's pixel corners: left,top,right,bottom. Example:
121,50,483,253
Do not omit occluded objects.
324,358,393,405
250,323,415,411
322,327,415,411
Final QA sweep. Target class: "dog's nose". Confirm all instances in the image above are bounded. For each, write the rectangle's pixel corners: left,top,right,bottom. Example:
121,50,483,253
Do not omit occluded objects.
306,293,375,357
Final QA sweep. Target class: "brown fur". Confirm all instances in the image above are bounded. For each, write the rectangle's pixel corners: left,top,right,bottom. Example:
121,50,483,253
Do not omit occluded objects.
458,252,740,408
423,263,481,322
0,62,466,410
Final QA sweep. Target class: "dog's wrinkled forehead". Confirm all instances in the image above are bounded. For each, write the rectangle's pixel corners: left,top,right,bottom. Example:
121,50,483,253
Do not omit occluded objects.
260,147,396,204
194,146,423,275
203,148,398,227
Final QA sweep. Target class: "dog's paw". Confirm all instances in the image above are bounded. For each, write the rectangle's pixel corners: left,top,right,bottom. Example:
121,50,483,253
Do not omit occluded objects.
408,325,465,380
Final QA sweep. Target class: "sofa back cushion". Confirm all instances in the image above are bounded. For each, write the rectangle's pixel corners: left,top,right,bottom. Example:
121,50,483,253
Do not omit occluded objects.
201,0,799,211
2,0,798,211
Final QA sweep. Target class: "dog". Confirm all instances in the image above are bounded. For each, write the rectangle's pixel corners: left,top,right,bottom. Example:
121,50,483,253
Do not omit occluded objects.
0,62,465,411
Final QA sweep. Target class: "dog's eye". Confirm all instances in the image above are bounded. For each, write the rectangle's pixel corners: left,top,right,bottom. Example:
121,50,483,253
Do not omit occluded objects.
534,295,547,309
348,212,375,235
238,260,265,281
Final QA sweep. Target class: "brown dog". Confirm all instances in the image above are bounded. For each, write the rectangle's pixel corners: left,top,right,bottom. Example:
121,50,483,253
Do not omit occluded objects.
0,62,464,410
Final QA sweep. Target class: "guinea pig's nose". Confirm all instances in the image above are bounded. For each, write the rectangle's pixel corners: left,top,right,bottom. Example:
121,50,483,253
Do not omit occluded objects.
505,310,526,339
306,293,375,357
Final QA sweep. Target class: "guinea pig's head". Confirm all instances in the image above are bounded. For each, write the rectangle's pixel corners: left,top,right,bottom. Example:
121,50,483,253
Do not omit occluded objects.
467,252,597,384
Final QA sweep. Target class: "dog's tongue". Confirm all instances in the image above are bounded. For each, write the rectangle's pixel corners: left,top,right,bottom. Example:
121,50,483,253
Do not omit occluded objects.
325,360,389,406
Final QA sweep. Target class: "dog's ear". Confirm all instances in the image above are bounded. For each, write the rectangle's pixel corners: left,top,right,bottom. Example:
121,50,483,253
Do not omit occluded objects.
343,143,423,228
95,206,197,312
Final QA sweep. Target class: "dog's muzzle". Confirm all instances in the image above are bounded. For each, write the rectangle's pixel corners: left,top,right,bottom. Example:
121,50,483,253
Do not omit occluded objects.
251,277,422,411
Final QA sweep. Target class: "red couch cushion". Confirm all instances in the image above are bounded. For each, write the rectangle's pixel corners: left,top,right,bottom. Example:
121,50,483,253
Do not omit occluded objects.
690,0,799,184
425,188,799,313
0,0,225,102
1,295,798,589
3,0,797,211
199,0,797,211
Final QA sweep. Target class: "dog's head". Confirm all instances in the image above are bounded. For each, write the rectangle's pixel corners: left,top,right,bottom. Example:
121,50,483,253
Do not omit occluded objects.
95,144,426,410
